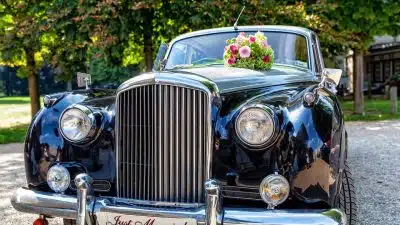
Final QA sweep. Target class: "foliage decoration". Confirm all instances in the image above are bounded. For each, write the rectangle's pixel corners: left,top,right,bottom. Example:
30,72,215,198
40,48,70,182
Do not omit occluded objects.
223,32,274,70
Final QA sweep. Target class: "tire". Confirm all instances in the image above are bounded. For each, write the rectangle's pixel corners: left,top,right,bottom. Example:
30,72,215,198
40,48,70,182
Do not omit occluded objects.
63,219,76,225
336,162,359,225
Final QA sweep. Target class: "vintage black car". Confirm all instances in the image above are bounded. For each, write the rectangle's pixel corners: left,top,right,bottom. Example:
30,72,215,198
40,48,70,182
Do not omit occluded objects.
12,26,357,225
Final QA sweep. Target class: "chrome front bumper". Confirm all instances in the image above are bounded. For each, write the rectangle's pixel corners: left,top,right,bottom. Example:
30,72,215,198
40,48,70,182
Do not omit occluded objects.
11,176,347,225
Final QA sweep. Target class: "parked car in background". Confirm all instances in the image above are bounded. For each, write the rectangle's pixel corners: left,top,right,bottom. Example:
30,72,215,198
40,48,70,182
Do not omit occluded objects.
12,26,357,225
364,81,386,95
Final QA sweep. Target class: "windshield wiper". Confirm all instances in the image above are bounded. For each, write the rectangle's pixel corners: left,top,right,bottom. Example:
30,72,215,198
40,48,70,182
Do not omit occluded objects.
167,64,194,70
167,61,224,70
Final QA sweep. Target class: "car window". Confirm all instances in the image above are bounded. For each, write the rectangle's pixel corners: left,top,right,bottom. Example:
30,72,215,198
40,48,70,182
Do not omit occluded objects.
165,31,310,70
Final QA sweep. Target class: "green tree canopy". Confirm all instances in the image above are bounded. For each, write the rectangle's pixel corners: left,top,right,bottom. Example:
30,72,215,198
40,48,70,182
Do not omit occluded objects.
2,0,400,117
0,0,52,115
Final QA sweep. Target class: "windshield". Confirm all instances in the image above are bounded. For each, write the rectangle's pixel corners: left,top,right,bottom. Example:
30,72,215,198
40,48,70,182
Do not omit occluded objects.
165,31,309,70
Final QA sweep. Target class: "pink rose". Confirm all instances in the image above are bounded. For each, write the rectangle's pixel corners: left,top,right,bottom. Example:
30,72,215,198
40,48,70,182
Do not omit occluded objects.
249,35,256,43
236,35,245,44
262,55,270,63
261,40,269,49
229,44,238,55
239,46,251,58
239,32,246,36
227,57,236,65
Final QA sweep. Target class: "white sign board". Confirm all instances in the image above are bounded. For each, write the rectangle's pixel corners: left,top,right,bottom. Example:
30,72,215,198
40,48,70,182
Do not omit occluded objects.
96,212,197,225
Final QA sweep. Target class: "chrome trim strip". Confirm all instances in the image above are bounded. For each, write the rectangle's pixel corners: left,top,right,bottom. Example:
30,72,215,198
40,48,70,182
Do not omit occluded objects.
110,198,204,208
11,187,347,225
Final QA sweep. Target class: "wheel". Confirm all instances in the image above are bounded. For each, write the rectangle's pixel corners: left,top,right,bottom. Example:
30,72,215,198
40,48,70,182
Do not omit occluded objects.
63,219,76,225
336,162,359,225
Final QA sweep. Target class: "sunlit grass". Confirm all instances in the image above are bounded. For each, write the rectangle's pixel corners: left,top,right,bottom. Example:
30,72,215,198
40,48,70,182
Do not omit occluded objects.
0,124,28,144
0,96,32,128
0,96,33,144
341,98,400,121
0,96,32,104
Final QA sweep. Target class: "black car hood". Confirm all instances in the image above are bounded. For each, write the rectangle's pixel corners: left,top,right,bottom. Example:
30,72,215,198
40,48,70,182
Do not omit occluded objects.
177,65,318,93
119,65,318,94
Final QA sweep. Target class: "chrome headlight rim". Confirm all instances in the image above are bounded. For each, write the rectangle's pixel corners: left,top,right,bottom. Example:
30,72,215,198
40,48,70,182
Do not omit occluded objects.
234,104,278,149
59,104,98,143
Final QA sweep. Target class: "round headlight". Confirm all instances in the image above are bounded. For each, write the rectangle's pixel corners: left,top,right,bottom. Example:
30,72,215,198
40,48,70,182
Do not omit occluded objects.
259,173,290,208
47,164,70,193
60,106,95,142
235,106,275,147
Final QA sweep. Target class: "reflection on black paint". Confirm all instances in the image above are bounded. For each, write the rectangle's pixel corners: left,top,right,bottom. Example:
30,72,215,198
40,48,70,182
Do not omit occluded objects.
24,76,345,207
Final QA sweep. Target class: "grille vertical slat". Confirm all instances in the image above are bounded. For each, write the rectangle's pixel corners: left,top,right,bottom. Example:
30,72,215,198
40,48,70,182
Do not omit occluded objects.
138,87,142,199
147,85,151,200
162,86,167,200
142,86,145,199
198,93,203,201
175,86,179,202
192,90,197,201
117,84,209,203
144,86,148,200
152,86,156,201
186,89,191,202
157,85,162,201
180,87,186,202
128,91,132,199
123,92,127,198
169,86,174,201
134,88,138,199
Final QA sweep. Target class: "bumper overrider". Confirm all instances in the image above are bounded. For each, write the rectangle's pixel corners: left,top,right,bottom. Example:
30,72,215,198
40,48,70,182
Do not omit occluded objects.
11,173,347,225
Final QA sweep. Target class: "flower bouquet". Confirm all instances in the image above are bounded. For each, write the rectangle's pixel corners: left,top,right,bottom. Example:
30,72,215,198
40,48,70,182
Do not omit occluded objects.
223,31,274,70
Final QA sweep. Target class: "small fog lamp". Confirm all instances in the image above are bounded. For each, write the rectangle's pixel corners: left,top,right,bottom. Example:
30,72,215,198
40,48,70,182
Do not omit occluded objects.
259,173,290,208
47,164,70,193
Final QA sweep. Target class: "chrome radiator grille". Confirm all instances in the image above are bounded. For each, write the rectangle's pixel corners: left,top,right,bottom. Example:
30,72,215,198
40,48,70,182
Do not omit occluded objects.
116,84,210,203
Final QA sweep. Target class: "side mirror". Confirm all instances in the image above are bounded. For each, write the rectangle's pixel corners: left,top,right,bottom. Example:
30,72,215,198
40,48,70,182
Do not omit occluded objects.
322,68,342,86
153,43,169,71
319,68,342,94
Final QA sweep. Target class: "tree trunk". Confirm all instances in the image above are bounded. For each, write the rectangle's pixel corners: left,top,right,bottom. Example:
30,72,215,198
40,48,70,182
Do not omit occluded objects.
143,9,154,72
352,52,356,102
353,50,364,115
390,86,397,115
25,48,40,117
367,61,372,99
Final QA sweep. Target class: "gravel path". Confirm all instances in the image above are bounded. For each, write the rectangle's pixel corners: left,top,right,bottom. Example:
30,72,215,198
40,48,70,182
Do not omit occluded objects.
0,143,62,225
346,120,400,225
0,120,399,225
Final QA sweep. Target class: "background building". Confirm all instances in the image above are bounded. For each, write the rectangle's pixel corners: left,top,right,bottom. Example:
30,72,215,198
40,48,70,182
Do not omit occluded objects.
344,35,400,95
